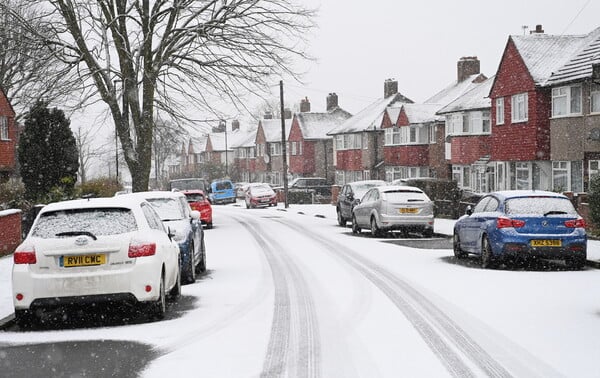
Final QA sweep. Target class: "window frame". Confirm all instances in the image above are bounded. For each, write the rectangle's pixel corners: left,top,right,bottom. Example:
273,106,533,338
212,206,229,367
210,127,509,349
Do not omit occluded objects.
511,93,528,123
0,116,8,140
552,85,582,117
496,98,504,125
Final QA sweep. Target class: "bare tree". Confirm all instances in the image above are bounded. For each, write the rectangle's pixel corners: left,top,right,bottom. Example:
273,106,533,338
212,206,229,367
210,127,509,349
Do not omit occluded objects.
0,0,80,119
153,118,186,187
1,0,316,191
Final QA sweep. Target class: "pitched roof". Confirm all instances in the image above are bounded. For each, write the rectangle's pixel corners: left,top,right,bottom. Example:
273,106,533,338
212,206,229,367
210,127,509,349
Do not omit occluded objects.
510,32,591,86
546,27,600,86
295,108,353,139
385,106,402,124
328,93,413,135
229,129,257,148
402,103,445,123
259,118,293,142
436,76,494,114
424,73,487,105
188,135,207,153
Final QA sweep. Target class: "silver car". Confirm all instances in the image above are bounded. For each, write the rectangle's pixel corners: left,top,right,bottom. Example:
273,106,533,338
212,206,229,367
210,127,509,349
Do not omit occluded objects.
351,185,434,237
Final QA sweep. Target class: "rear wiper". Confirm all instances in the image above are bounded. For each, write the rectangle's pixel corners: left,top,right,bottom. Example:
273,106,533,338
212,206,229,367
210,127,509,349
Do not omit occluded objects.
55,231,98,240
543,211,567,216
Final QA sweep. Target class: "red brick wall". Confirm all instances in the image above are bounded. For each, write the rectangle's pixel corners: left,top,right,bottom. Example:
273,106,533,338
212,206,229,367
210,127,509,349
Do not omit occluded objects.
0,210,21,256
384,145,429,166
450,135,492,165
0,89,16,171
336,149,363,170
490,38,551,162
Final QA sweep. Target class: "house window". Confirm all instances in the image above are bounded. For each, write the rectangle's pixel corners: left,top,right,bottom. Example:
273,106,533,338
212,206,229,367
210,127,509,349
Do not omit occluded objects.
452,165,471,189
511,93,528,123
363,133,369,149
515,162,530,190
552,85,582,117
552,161,569,191
291,142,297,155
496,98,504,125
429,124,436,143
0,116,8,140
270,142,282,156
591,87,600,114
482,111,491,133
298,142,303,155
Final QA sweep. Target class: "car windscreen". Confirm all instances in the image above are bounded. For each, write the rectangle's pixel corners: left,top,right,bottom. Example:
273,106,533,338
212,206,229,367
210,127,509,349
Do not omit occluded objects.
505,197,578,216
353,183,383,198
215,181,233,190
146,198,185,221
32,208,137,238
383,190,429,202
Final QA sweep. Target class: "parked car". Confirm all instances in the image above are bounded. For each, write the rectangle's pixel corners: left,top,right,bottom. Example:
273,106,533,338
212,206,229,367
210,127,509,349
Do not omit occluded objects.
288,177,331,196
124,191,206,284
245,183,277,208
336,180,387,226
453,190,587,269
12,196,181,325
391,177,461,218
209,179,236,204
235,182,250,199
182,190,213,229
351,185,434,237
168,177,209,193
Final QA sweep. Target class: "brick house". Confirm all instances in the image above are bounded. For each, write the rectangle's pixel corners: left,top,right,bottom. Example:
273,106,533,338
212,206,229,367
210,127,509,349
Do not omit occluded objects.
0,87,17,182
254,114,292,186
288,93,352,183
328,79,413,185
383,57,487,183
489,25,594,191
230,128,258,183
436,77,494,192
544,27,600,193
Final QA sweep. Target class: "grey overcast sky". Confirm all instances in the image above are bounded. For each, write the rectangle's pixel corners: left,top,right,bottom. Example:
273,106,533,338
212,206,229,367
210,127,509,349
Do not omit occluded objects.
279,0,600,115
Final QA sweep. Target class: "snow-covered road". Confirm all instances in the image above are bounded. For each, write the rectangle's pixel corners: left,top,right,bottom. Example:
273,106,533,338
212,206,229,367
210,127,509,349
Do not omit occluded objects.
1,203,599,377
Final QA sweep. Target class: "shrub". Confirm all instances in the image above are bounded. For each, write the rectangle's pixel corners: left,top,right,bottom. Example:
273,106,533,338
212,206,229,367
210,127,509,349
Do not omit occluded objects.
588,174,600,226
78,178,123,198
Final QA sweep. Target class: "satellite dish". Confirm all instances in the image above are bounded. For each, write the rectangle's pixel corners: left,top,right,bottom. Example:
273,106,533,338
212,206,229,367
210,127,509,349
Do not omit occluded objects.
263,154,270,164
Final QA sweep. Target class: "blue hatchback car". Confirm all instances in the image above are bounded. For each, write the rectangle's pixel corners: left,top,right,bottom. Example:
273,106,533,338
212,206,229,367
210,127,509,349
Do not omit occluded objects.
453,190,587,269
209,179,236,204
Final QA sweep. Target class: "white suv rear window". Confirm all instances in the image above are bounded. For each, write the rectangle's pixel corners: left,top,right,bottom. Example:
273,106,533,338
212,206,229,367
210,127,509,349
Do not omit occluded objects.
32,208,137,238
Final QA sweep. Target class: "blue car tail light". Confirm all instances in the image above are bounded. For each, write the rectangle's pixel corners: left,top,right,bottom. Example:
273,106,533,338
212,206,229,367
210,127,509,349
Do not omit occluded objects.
564,218,586,228
496,217,525,229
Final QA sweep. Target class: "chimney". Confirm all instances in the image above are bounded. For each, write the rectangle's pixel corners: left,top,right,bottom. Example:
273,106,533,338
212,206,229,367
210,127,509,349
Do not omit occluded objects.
384,79,398,98
457,56,480,82
264,111,273,120
530,24,544,34
212,119,226,133
300,97,311,112
284,108,292,119
231,119,240,131
326,93,339,111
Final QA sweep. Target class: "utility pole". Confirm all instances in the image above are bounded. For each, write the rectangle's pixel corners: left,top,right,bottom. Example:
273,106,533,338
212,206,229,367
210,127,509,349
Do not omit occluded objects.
224,120,229,177
280,80,289,208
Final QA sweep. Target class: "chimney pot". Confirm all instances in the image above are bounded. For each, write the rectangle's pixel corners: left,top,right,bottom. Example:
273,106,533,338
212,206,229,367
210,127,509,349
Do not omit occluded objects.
326,92,339,111
457,56,480,82
300,97,311,112
384,79,398,98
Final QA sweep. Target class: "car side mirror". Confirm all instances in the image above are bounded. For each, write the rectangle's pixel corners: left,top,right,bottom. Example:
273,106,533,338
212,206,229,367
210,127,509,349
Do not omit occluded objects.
167,226,176,241
465,205,473,216
347,193,354,201
190,210,200,220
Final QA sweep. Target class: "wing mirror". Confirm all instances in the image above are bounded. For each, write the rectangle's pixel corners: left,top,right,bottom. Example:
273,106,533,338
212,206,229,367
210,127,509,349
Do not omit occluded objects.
465,205,473,216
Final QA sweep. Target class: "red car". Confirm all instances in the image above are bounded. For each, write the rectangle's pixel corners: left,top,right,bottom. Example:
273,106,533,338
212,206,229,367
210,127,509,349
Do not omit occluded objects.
182,190,213,229
245,183,277,208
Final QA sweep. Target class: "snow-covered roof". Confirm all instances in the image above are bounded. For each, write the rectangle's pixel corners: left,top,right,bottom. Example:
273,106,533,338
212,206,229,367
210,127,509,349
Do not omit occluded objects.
189,135,207,153
259,118,293,142
229,129,257,149
385,106,402,124
436,76,494,114
295,108,352,140
402,103,444,123
328,93,413,135
511,32,591,86
546,27,600,86
424,73,486,106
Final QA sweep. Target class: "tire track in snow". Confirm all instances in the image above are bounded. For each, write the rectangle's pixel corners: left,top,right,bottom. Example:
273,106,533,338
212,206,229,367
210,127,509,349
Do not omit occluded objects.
274,218,513,378
234,216,321,378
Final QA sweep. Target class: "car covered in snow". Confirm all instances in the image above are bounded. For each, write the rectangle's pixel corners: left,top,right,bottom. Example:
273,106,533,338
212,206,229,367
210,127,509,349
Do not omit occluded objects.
12,196,181,325
453,190,587,269
182,189,213,229
245,183,277,208
336,180,387,226
123,191,206,284
351,185,434,237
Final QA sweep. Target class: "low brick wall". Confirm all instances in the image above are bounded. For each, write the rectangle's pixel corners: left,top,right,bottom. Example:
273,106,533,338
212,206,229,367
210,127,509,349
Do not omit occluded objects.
0,209,22,256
